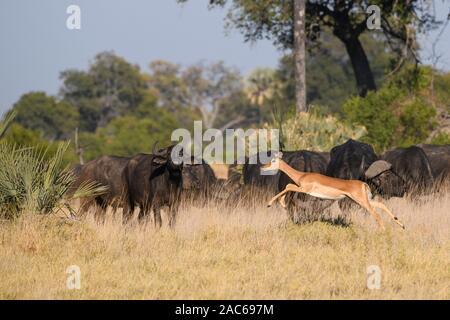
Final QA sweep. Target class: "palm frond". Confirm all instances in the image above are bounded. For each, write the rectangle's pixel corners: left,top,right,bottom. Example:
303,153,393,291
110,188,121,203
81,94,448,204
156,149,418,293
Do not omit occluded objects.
0,111,16,138
70,180,108,200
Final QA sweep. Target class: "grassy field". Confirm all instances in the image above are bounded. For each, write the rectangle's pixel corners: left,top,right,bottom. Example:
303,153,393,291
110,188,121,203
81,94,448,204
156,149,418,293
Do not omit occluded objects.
0,192,449,299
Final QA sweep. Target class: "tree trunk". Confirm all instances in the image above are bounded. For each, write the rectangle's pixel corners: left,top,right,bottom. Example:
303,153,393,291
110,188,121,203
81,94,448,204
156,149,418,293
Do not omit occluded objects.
342,36,377,97
294,0,307,113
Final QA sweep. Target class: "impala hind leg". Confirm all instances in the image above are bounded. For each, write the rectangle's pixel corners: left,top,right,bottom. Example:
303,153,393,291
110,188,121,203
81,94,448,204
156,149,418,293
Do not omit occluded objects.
268,183,303,207
370,200,405,229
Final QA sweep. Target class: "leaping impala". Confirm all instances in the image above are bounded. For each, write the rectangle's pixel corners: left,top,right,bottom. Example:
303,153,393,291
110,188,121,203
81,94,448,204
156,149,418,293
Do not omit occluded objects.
261,152,405,230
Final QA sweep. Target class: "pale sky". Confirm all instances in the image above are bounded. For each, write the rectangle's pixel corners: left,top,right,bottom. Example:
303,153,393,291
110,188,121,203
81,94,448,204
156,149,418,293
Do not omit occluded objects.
1,0,449,113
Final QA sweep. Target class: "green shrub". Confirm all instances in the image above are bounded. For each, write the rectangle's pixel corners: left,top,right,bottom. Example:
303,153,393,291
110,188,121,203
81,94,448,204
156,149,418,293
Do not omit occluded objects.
399,98,436,146
430,132,450,145
342,83,437,152
342,87,400,151
281,109,367,152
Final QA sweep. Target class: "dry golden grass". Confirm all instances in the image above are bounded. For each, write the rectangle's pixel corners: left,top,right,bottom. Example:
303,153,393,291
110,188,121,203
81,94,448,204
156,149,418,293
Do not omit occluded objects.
0,192,449,299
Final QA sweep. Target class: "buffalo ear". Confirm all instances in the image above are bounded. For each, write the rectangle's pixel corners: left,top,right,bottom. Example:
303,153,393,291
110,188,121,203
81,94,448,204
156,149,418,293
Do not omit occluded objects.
365,160,392,179
152,156,166,165
152,141,167,156
183,163,203,167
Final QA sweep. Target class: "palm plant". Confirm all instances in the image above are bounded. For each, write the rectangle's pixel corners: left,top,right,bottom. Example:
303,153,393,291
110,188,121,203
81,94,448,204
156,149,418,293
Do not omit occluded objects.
0,113,106,219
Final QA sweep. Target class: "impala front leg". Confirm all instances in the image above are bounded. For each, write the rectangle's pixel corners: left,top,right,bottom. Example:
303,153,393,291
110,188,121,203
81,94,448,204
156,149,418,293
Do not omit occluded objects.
268,183,303,207
370,200,405,229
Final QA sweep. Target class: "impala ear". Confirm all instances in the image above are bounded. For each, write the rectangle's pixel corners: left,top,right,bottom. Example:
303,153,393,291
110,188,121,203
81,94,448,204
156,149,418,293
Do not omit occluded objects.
365,160,392,178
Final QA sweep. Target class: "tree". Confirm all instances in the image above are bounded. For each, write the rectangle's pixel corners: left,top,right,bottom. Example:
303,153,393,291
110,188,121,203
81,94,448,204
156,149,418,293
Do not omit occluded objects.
214,90,259,130
148,60,250,129
80,113,180,160
11,92,79,140
3,123,42,146
60,51,147,131
147,60,200,128
294,0,306,112
246,68,277,106
275,30,394,113
184,0,441,97
182,62,243,128
342,67,438,151
148,60,190,113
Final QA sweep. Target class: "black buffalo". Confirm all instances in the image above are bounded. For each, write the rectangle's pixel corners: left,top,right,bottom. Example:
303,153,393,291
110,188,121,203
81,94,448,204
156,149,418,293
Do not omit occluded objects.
71,156,130,218
243,150,291,192
326,139,406,200
67,163,84,196
416,144,450,185
181,158,217,201
122,145,183,227
70,163,84,179
382,146,434,193
317,151,330,164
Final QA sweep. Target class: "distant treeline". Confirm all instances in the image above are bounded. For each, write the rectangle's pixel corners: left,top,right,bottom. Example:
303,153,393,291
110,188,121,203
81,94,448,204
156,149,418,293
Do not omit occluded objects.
4,34,450,163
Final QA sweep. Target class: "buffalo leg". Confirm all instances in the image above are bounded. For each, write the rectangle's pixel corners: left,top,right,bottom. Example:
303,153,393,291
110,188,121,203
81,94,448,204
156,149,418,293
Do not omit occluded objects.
94,197,107,223
153,207,162,228
167,207,177,228
122,198,135,224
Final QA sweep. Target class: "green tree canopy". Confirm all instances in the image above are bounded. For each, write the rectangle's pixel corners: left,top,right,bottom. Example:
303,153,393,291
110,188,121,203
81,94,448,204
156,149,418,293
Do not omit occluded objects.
182,0,442,96
11,92,79,140
276,31,393,113
80,111,180,160
60,51,147,131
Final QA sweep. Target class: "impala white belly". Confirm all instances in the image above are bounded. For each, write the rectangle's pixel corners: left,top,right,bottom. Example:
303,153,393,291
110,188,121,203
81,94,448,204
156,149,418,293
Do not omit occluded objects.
306,192,346,200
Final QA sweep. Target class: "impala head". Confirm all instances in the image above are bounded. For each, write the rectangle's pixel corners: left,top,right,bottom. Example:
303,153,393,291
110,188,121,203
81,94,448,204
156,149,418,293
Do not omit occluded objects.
261,151,283,174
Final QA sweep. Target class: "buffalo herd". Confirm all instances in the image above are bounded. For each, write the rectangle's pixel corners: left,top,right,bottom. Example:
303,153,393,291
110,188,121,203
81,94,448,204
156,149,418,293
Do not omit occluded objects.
72,139,450,226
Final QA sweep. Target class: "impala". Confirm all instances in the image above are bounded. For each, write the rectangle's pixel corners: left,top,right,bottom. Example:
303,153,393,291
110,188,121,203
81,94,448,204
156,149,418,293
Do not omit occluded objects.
261,152,405,230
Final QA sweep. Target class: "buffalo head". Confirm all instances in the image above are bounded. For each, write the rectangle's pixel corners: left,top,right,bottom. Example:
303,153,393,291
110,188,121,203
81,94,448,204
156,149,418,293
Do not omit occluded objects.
181,157,206,190
152,142,184,179
364,160,406,197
